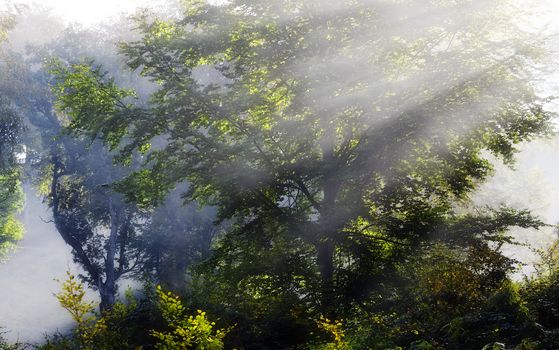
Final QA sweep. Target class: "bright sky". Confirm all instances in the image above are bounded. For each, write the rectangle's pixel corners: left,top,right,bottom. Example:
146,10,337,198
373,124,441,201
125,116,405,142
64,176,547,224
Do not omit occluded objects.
52,0,142,24
15,0,157,25
5,0,558,28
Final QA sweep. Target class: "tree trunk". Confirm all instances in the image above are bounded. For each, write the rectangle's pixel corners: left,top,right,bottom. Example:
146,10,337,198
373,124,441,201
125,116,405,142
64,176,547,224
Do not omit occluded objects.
100,197,119,312
317,238,335,312
318,143,342,315
99,283,116,313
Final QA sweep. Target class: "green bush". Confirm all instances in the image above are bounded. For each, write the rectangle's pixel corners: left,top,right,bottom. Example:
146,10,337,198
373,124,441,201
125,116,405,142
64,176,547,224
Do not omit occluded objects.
151,285,229,350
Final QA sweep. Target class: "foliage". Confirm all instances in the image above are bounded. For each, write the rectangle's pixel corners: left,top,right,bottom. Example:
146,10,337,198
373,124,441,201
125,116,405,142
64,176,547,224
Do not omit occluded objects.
290,242,546,350
0,169,24,260
0,98,23,169
152,285,229,350
54,272,108,349
137,188,219,293
309,317,350,350
441,282,538,349
42,274,228,350
0,19,25,261
188,220,320,348
0,333,25,350
43,272,152,350
47,0,557,348
521,240,559,349
2,1,559,349
0,12,14,42
49,61,137,150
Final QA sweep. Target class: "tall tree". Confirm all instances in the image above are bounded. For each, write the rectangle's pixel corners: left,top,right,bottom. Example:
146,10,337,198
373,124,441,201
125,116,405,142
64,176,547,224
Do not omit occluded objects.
0,16,146,308
14,16,219,310
47,138,143,311
51,0,553,322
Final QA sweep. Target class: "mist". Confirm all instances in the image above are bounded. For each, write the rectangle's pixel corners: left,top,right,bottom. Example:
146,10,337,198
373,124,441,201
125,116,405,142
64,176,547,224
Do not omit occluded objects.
1,0,559,348
0,185,74,343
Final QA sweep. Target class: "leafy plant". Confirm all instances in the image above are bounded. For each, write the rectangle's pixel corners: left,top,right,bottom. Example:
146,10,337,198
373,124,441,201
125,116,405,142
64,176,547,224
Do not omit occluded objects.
151,285,229,350
55,272,107,349
310,316,350,350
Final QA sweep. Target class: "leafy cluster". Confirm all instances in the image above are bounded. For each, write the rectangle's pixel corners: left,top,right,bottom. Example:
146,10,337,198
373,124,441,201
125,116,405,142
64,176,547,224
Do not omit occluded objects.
54,272,108,350
0,169,23,259
151,285,229,350
39,275,227,350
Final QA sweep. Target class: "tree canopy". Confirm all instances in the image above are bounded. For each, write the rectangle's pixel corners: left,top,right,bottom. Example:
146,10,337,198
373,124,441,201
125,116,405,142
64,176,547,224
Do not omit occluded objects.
52,0,553,314
2,0,559,349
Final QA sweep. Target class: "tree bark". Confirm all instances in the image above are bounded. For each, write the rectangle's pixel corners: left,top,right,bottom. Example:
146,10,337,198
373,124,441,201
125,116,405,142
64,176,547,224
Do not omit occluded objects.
100,197,119,312
317,239,335,311
317,140,342,315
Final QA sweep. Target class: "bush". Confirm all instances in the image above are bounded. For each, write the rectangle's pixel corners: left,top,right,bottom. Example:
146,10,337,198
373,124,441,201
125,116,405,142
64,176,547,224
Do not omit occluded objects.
151,285,229,350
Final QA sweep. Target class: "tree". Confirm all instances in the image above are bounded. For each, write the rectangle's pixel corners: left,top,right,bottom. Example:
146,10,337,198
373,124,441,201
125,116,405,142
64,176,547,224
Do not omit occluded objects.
0,11,24,260
46,136,145,311
0,31,140,310
2,9,221,311
51,0,554,341
4,15,155,311
0,163,23,259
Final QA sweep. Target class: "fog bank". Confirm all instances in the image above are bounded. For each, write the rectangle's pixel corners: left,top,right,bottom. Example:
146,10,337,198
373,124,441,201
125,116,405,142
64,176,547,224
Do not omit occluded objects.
0,185,75,343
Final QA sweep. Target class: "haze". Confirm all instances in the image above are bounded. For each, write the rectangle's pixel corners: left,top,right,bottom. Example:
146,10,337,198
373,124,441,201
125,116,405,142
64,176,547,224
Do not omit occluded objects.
2,0,559,348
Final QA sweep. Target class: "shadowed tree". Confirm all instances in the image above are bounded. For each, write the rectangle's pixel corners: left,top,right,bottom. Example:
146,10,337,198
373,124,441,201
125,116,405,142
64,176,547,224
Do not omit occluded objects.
0,13,151,310
6,16,219,310
47,138,144,311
